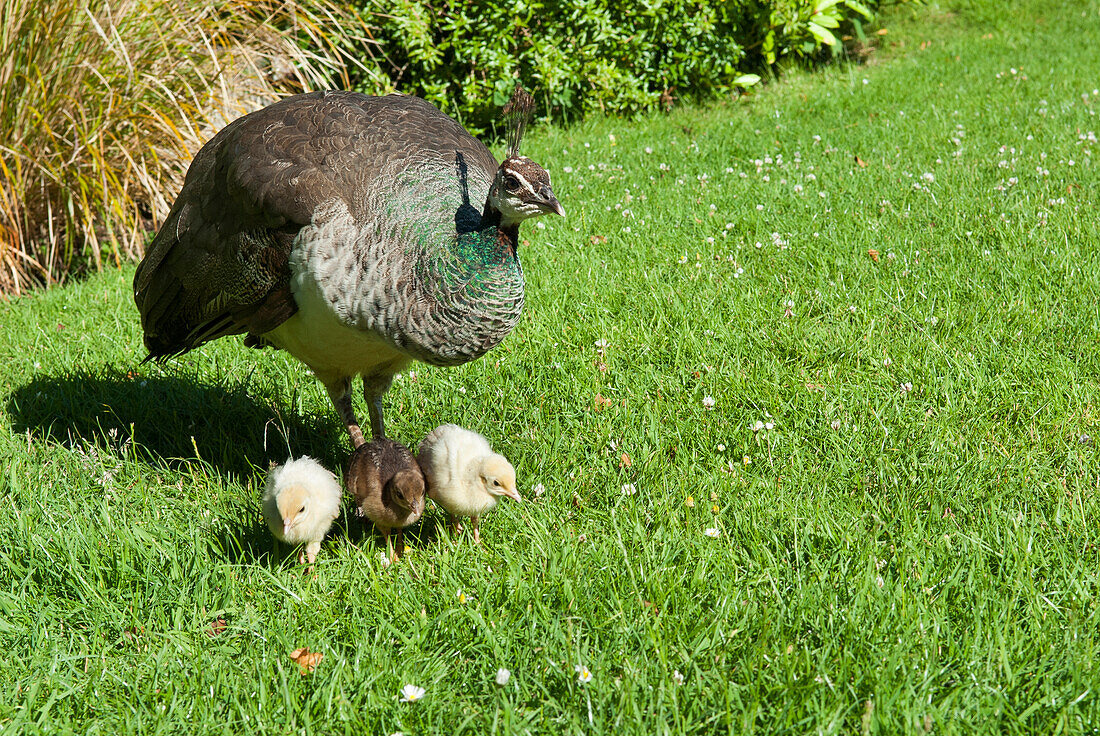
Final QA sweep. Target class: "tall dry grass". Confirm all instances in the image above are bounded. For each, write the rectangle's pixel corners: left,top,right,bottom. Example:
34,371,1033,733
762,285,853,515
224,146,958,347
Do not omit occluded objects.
0,0,379,295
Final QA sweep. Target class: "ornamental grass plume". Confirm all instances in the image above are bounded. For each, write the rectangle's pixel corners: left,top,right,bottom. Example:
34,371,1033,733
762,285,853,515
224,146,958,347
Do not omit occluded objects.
0,0,371,294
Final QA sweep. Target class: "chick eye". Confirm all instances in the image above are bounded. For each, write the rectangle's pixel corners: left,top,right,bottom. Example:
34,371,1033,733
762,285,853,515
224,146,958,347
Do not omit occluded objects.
299,505,306,513
503,174,520,192
493,480,501,487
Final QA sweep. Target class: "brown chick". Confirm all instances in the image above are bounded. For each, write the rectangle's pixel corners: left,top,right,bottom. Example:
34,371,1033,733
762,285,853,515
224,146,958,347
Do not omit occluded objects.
347,438,426,561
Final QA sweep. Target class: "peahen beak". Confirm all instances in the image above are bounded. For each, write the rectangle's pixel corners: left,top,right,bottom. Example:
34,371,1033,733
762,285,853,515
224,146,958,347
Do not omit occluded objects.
539,187,566,218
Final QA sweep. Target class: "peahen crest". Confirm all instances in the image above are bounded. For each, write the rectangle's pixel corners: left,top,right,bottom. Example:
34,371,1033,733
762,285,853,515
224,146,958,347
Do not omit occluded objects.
503,85,535,159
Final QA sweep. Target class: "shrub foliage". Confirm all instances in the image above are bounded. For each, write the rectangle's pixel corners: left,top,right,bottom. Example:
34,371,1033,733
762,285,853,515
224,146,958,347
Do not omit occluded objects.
355,0,877,132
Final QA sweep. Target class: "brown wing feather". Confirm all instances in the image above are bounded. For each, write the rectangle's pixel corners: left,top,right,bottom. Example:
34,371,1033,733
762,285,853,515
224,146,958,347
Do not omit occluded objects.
134,90,498,359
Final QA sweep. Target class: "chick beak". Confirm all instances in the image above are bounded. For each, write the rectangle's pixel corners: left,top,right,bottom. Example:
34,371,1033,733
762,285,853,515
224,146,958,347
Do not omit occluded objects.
539,186,566,218
503,486,522,503
282,518,293,536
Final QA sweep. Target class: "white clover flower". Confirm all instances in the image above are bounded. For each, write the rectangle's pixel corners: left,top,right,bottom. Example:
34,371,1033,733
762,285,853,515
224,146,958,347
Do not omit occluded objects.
495,668,511,686
764,421,774,430
900,382,913,394
751,420,764,432
922,172,935,183
378,552,392,568
673,670,685,685
400,684,426,703
532,483,546,498
704,528,720,538
621,483,637,496
702,396,716,410
716,443,726,452
575,664,593,684
831,419,842,431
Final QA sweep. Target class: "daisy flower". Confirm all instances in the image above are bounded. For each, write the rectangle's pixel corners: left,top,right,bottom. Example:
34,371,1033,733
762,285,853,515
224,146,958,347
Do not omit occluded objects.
575,664,593,684
704,528,720,538
400,684,426,703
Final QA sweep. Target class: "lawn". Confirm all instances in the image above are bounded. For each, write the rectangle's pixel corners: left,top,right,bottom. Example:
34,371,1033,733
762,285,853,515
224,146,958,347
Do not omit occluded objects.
1,0,1099,733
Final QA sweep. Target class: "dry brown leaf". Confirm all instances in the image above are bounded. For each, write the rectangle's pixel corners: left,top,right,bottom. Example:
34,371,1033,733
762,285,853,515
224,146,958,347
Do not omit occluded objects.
593,394,612,412
876,28,889,35
589,235,607,245
868,248,880,262
855,155,867,168
206,617,227,638
290,647,324,675
619,452,632,468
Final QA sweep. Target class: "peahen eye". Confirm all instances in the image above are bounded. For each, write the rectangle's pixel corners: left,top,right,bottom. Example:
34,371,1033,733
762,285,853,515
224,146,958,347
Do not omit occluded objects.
503,174,520,191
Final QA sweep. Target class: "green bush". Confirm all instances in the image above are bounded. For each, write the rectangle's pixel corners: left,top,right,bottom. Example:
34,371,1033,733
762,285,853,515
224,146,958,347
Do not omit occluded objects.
354,0,877,132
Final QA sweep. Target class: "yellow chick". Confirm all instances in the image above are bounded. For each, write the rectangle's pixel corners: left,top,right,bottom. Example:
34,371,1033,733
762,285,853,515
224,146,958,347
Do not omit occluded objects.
262,456,341,565
417,424,520,543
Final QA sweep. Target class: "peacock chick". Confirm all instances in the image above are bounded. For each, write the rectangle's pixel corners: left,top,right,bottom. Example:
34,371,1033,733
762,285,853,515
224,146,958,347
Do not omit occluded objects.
417,424,521,543
262,456,342,565
346,438,426,562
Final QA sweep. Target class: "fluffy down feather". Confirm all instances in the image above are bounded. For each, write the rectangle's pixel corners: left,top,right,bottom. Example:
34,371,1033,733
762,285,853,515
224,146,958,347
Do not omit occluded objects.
347,438,426,561
263,456,342,564
417,424,520,542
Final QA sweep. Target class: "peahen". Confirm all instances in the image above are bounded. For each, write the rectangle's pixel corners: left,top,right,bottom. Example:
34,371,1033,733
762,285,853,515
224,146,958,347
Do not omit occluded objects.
134,87,563,447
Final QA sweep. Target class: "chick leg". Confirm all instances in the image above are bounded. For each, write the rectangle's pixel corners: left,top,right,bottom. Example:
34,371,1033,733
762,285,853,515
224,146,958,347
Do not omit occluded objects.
472,516,481,544
362,374,395,440
325,377,365,449
301,541,321,566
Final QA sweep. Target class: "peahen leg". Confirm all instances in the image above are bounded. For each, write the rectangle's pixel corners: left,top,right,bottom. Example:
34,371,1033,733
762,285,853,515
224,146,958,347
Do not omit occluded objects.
325,377,365,449
362,374,395,439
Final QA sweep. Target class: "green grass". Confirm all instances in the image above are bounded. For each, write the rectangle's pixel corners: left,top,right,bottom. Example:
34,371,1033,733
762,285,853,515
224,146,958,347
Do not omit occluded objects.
2,0,1100,732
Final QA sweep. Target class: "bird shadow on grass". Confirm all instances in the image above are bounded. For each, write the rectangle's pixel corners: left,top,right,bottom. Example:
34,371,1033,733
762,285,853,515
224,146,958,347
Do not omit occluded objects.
4,366,349,481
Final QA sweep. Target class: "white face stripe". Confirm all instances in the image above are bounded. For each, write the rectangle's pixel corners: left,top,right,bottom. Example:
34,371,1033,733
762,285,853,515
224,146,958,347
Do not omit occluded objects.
502,167,540,198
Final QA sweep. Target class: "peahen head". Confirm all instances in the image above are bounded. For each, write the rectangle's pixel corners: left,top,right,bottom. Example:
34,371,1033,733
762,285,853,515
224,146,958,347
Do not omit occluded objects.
484,85,565,229
487,156,565,227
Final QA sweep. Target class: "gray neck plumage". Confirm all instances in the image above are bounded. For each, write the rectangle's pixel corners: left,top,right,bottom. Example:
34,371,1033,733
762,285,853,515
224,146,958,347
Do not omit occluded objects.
394,200,525,368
